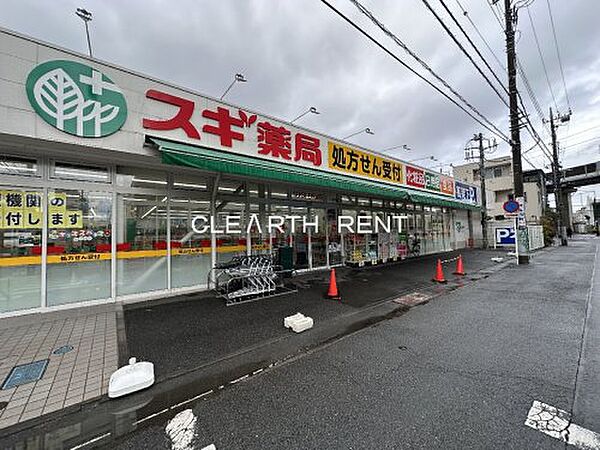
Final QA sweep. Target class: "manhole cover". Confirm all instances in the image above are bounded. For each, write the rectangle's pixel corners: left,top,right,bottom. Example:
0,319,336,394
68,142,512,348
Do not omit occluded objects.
393,292,431,306
1,360,49,390
53,345,74,355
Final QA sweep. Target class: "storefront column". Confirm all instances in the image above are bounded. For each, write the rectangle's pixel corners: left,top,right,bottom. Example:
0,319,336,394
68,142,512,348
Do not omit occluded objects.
450,209,457,250
325,213,330,268
245,182,251,256
111,191,117,300
209,175,220,286
166,175,172,291
40,186,48,309
307,225,313,269
467,210,474,247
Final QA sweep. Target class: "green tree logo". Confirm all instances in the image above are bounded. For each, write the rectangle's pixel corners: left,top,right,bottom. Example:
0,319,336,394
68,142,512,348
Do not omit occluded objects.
26,60,127,138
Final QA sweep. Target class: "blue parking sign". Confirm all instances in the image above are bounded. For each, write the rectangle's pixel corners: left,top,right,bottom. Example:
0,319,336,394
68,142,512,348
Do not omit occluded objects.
495,227,515,245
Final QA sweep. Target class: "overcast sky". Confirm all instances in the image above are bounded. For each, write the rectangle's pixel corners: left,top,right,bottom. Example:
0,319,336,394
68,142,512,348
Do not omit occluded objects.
2,0,599,206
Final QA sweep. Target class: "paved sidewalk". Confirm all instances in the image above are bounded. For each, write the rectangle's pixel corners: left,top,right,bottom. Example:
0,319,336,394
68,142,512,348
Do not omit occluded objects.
0,304,118,429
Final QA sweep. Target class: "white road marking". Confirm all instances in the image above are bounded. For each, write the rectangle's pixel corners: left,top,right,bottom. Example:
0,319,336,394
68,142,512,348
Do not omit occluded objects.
201,445,216,450
525,400,600,449
133,407,170,425
166,408,197,450
69,432,111,449
230,374,249,384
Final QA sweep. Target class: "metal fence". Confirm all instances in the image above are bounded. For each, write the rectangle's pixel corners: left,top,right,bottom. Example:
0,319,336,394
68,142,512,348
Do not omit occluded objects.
527,225,545,251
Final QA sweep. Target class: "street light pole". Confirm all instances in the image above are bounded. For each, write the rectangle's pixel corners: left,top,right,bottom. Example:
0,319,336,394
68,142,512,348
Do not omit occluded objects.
381,144,411,153
408,155,437,163
291,107,319,124
220,73,247,100
75,8,93,58
343,128,374,140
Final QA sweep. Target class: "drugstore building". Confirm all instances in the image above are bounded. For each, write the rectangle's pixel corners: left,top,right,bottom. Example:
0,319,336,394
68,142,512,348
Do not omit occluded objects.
0,28,482,315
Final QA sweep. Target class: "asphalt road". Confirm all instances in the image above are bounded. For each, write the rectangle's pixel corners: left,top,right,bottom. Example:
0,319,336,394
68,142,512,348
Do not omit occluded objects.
108,236,600,449
124,248,507,380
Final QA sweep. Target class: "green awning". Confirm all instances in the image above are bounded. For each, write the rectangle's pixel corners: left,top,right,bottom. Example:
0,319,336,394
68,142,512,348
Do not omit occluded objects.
151,138,478,210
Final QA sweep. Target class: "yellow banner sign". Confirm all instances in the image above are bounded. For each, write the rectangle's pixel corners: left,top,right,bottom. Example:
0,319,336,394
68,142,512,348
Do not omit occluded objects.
328,142,403,185
0,190,83,229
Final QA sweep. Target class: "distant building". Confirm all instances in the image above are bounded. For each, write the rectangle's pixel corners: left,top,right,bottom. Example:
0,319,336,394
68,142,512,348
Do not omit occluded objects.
453,156,547,241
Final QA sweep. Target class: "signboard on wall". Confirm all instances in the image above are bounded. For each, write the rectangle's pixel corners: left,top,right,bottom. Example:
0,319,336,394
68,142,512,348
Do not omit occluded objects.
15,54,480,206
25,60,128,138
455,181,478,204
328,142,403,185
405,165,425,189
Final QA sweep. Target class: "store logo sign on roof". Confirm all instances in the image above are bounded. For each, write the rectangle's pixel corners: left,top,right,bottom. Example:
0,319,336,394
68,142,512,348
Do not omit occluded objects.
26,60,127,138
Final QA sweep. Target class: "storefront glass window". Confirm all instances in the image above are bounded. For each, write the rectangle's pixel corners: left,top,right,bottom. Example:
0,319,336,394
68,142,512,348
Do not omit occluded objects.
0,187,42,312
51,162,110,183
249,202,269,255
170,197,212,289
215,200,246,264
116,168,167,189
327,208,342,266
342,209,364,264
116,194,168,296
311,208,327,268
292,206,309,269
47,190,112,306
0,156,39,177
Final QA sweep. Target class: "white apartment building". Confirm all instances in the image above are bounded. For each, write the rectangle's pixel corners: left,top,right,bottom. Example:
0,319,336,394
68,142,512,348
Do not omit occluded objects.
454,155,547,225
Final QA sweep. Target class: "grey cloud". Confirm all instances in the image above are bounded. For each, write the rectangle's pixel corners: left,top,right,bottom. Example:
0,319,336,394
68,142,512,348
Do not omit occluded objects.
1,0,599,190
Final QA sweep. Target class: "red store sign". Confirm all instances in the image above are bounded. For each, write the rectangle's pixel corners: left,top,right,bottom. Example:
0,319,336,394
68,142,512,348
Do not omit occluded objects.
142,89,322,167
406,165,425,188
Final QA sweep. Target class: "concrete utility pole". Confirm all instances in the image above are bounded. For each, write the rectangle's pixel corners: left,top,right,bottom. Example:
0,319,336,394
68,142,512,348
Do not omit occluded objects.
549,107,571,246
477,133,488,249
466,134,495,249
503,0,529,264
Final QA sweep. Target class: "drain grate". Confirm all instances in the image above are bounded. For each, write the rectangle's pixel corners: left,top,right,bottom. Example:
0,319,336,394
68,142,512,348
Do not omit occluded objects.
1,359,49,390
0,401,7,411
53,345,74,355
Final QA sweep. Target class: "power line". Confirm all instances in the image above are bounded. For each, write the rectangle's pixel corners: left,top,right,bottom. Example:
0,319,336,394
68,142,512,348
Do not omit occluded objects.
546,0,571,110
454,0,506,72
526,6,558,110
420,0,509,106
442,0,551,167
486,0,547,133
561,136,600,150
484,0,553,164
563,124,600,140
330,0,510,142
517,62,547,131
438,0,510,97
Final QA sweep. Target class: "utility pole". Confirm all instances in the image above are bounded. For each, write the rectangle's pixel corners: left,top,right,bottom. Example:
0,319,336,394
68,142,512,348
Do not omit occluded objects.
549,107,571,245
465,134,496,249
477,133,489,248
503,0,529,264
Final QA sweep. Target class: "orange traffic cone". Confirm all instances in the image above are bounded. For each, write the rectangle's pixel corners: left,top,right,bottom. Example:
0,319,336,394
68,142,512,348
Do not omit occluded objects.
453,254,466,276
432,259,447,283
327,269,341,300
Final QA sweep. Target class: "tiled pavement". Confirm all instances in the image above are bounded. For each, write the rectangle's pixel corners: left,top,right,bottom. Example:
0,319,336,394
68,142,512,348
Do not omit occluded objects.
0,304,118,429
